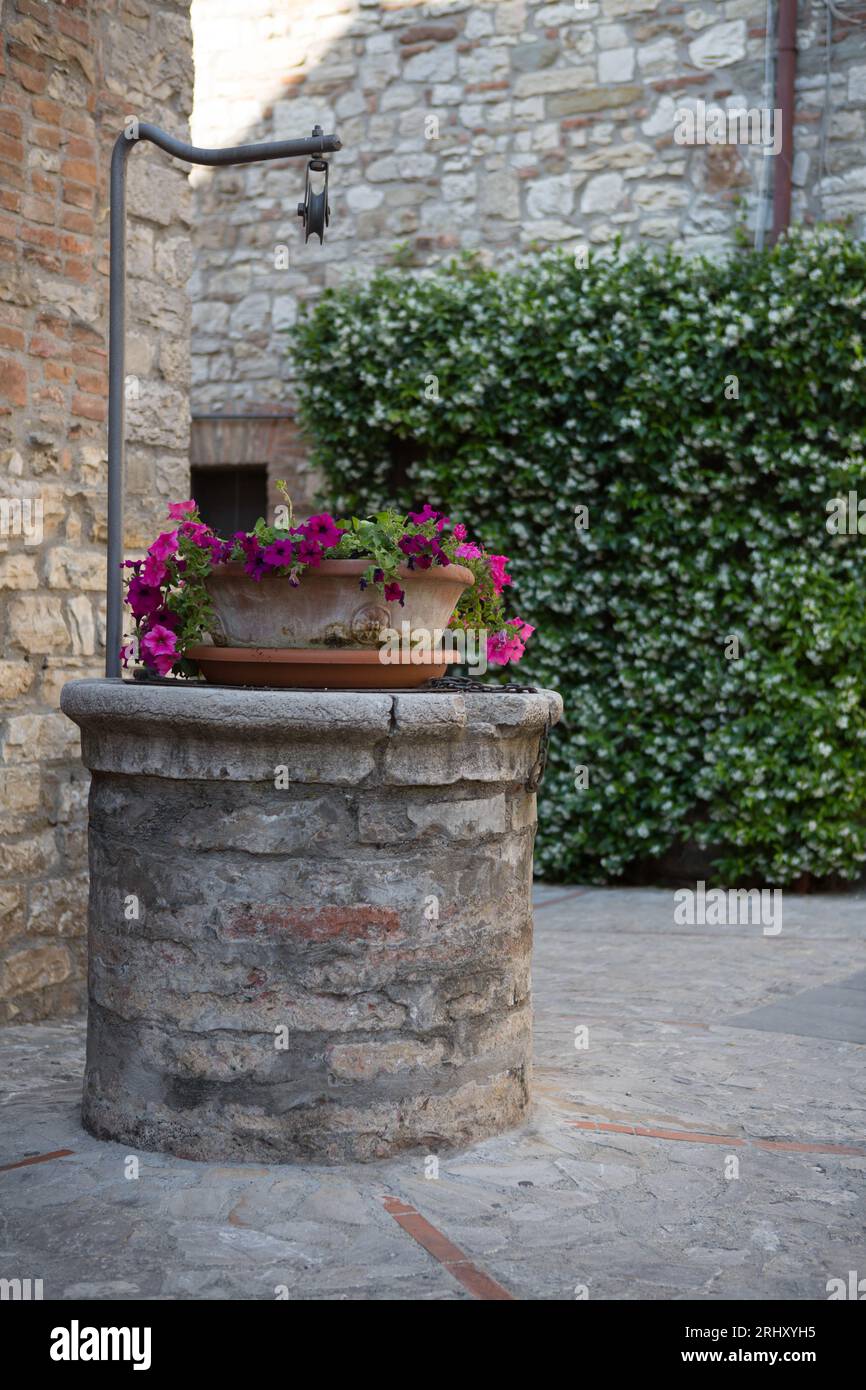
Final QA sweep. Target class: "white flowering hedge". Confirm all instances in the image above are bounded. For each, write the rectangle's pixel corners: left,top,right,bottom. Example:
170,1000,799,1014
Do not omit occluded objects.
292,228,866,886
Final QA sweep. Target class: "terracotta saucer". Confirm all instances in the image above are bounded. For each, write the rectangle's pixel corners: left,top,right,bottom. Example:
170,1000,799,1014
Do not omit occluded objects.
186,645,460,690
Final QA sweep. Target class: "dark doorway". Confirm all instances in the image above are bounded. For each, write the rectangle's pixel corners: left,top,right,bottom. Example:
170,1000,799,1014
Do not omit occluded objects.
190,466,268,538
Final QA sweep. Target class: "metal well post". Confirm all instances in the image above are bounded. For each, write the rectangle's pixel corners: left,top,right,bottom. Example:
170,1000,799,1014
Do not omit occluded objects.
105,122,341,677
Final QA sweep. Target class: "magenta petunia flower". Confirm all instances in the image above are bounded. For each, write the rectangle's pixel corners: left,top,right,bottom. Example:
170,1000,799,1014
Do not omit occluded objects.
180,521,211,545
263,538,295,568
140,623,178,676
148,530,179,563
167,500,197,520
206,537,233,564
243,549,269,581
486,630,519,666
237,533,260,558
304,513,344,549
140,553,167,588
488,554,512,594
452,523,467,542
126,576,163,619
408,504,439,525
151,606,180,631
486,617,534,666
384,582,405,605
399,534,425,556
295,537,323,567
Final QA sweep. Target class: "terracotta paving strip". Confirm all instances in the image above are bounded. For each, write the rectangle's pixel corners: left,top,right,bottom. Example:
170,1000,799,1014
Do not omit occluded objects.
569,1119,866,1158
0,1148,75,1173
381,1195,515,1300
571,1119,745,1146
533,888,589,911
754,1138,866,1156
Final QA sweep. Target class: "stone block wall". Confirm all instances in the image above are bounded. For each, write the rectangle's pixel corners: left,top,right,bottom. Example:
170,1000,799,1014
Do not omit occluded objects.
0,0,194,1022
190,0,866,416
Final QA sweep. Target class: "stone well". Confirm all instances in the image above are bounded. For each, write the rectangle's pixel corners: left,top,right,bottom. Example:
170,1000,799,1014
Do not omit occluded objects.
60,678,562,1163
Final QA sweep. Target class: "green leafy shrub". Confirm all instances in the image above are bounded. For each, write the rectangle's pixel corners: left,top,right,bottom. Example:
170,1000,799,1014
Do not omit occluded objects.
291,227,866,886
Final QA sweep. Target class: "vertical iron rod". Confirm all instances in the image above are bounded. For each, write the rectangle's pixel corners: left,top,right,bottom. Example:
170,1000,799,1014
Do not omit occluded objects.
106,135,131,678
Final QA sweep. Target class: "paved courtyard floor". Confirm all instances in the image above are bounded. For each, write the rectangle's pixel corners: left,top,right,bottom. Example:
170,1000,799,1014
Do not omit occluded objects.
1,887,864,1301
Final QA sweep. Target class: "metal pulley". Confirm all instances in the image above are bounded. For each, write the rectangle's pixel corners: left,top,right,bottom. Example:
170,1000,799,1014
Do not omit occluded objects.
297,129,330,244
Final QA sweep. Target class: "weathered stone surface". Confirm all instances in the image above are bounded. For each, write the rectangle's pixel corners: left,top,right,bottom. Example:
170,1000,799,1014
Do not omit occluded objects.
61,679,561,1163
0,660,35,701
7,595,69,653
1,0,192,1024
3,887,865,1298
190,0,866,423
2,943,71,995
688,20,746,71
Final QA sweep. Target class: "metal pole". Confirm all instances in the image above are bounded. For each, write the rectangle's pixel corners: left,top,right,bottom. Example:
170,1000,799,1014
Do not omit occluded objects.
104,123,341,677
771,0,797,246
106,134,131,678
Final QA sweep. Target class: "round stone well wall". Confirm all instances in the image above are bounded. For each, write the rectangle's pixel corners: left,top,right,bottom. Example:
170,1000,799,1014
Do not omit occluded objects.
60,678,562,1163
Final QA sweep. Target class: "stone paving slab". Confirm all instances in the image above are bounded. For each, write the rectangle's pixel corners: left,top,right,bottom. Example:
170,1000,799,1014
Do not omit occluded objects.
0,887,864,1301
727,975,866,1044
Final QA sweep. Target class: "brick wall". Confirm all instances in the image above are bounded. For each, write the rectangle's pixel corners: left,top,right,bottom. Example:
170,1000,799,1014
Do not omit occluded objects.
0,0,193,1022
190,0,866,418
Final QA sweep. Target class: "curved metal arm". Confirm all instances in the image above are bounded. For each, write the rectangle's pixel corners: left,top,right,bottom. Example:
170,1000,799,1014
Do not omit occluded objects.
106,122,340,678
134,121,341,165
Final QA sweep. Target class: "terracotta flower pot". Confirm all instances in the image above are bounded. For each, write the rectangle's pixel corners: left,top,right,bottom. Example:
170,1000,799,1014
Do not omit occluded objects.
187,558,476,690
203,558,475,650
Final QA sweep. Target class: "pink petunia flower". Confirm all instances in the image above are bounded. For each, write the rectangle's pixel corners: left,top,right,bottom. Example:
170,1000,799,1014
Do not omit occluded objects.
487,617,534,666
140,553,168,588
488,554,512,594
180,521,212,545
456,541,482,561
148,530,179,563
167,500,197,520
452,523,467,542
140,623,178,676
509,618,534,642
